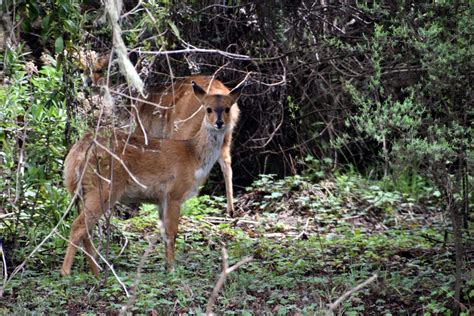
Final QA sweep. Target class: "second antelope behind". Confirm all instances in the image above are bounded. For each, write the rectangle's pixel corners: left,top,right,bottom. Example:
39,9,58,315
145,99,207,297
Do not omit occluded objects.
60,81,243,276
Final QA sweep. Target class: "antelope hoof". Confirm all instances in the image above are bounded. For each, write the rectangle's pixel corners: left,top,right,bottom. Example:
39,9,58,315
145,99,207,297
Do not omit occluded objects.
60,267,71,277
227,206,235,218
91,267,100,277
165,262,175,273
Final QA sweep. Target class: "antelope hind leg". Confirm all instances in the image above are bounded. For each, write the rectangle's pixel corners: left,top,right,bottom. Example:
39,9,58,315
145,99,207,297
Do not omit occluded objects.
61,194,103,276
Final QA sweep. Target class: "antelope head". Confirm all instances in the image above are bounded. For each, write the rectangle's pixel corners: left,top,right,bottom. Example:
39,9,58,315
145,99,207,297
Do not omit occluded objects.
192,81,243,132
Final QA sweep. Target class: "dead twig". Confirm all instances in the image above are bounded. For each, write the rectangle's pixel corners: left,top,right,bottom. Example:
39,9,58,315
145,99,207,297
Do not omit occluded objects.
139,47,250,60
104,0,144,95
206,247,252,315
0,121,130,299
0,213,15,219
120,233,159,315
109,88,173,109
326,274,378,314
58,226,130,297
0,242,7,298
54,232,103,275
293,217,311,240
93,139,147,189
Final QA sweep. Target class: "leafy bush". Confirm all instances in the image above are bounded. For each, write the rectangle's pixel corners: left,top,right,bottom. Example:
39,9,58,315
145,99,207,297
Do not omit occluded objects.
0,47,81,262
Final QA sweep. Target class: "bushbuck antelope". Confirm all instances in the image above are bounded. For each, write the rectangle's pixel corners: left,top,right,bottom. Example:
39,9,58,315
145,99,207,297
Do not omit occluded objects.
60,81,243,276
78,55,240,215
134,76,241,216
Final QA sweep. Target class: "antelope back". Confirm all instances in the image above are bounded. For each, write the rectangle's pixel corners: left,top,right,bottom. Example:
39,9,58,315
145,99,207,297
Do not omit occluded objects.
134,76,240,139
63,136,93,194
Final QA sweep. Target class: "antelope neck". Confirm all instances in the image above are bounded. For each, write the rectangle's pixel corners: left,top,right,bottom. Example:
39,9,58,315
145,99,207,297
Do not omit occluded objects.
191,124,226,178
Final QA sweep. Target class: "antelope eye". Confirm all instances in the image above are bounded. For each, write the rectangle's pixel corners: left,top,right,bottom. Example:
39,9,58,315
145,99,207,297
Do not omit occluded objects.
225,107,230,113
206,108,212,113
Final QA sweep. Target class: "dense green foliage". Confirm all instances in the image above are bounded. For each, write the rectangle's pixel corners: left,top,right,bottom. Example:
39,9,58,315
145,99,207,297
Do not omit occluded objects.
0,0,471,314
1,48,73,248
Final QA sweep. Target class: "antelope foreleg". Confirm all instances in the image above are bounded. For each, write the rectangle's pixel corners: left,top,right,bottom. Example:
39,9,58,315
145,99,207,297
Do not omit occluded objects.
163,200,181,271
219,138,234,216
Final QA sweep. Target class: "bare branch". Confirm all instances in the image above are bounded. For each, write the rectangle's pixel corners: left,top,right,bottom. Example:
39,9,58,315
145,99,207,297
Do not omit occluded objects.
327,274,378,314
206,247,252,315
138,48,250,60
0,242,8,298
197,3,250,13
105,0,145,95
120,234,159,315
0,213,14,219
56,224,131,298
93,139,147,190
293,217,311,240
109,88,173,109
54,232,103,275
1,185,81,290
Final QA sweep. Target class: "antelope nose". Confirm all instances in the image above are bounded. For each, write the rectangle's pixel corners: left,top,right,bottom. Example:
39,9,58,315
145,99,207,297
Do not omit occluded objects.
216,120,224,129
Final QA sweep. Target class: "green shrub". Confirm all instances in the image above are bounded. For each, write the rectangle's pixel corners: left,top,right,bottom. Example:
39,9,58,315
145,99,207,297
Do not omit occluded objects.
0,47,80,261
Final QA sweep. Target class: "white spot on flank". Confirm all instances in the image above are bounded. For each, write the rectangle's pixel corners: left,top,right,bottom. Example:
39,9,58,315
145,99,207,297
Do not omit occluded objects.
194,168,205,180
75,166,81,182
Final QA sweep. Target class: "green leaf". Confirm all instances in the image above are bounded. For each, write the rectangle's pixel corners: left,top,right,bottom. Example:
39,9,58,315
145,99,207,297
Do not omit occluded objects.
270,192,283,199
168,21,181,39
64,20,78,33
42,15,50,29
54,37,64,54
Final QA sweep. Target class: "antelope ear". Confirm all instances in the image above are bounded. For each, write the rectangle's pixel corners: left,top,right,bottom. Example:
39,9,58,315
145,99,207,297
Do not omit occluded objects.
192,81,206,100
229,81,247,103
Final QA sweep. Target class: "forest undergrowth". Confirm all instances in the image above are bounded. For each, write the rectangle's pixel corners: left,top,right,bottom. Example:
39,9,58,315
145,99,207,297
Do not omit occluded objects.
1,170,470,315
1,1,472,314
